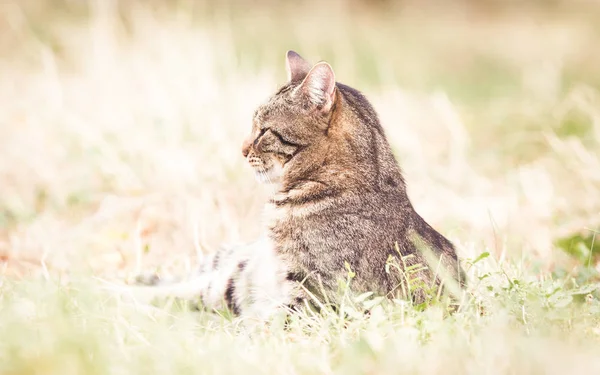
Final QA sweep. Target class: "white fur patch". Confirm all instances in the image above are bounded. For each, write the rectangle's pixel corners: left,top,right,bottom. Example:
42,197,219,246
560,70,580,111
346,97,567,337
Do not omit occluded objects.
119,236,293,322
254,164,283,184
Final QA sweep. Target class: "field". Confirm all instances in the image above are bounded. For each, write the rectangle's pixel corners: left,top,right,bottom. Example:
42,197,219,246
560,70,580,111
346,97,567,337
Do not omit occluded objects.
1,1,600,373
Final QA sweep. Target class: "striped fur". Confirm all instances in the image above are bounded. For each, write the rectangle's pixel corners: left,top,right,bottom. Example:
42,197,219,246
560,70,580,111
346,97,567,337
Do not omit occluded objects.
136,237,299,320
135,50,466,320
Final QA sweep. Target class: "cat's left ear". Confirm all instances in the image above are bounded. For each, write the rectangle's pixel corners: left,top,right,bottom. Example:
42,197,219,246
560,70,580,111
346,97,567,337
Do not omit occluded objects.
298,62,336,113
286,50,312,83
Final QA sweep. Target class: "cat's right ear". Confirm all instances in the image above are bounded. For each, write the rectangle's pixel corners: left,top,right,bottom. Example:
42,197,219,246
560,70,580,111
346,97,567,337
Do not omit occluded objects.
286,50,311,83
298,62,336,113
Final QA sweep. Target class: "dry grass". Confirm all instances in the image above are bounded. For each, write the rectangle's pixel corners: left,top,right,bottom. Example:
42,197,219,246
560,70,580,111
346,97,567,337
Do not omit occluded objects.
1,1,600,374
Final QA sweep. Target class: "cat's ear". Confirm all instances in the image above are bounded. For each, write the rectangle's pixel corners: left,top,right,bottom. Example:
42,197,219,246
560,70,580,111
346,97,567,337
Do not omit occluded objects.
286,50,311,83
298,62,336,112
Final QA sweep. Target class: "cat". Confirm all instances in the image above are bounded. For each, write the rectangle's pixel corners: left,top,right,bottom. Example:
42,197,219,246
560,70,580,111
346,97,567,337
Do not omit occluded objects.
132,50,466,320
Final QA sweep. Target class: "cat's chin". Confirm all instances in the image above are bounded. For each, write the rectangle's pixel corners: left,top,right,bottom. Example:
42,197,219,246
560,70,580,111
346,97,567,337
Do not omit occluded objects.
254,166,282,185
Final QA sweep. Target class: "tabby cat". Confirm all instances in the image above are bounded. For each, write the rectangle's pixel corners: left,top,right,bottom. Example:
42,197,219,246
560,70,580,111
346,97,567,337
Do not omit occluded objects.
135,51,466,320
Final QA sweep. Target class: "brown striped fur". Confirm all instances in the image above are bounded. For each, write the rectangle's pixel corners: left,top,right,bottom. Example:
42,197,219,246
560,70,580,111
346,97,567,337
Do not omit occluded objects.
135,51,465,318
242,51,465,305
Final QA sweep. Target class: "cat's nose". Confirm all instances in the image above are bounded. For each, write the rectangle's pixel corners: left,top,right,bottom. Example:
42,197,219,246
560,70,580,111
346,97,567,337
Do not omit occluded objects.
241,138,252,158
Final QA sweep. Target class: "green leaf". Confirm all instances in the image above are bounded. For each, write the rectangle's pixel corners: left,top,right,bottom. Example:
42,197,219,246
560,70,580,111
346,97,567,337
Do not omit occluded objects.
569,284,598,295
471,252,490,265
344,261,356,279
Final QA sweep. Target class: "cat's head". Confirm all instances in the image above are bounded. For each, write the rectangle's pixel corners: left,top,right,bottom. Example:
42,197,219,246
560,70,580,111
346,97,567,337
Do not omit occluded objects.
241,51,337,184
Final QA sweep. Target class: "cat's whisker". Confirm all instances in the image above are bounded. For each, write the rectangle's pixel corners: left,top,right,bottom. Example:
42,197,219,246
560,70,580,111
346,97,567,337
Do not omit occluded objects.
259,165,273,186
258,168,267,183
264,167,273,185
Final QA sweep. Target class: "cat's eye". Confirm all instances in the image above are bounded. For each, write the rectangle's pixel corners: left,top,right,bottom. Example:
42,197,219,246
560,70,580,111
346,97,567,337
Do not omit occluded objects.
254,128,268,143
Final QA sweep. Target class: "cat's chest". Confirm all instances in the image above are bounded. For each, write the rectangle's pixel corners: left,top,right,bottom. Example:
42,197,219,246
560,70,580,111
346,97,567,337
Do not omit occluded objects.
262,202,287,230
262,200,325,226
262,202,314,257
262,202,317,236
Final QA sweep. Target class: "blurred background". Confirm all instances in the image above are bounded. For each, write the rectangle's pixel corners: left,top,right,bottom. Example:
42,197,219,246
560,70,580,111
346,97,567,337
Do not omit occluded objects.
0,0,599,281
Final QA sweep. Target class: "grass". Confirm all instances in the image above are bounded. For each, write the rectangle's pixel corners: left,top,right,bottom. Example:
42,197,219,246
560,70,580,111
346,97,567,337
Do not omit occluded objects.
1,0,600,373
